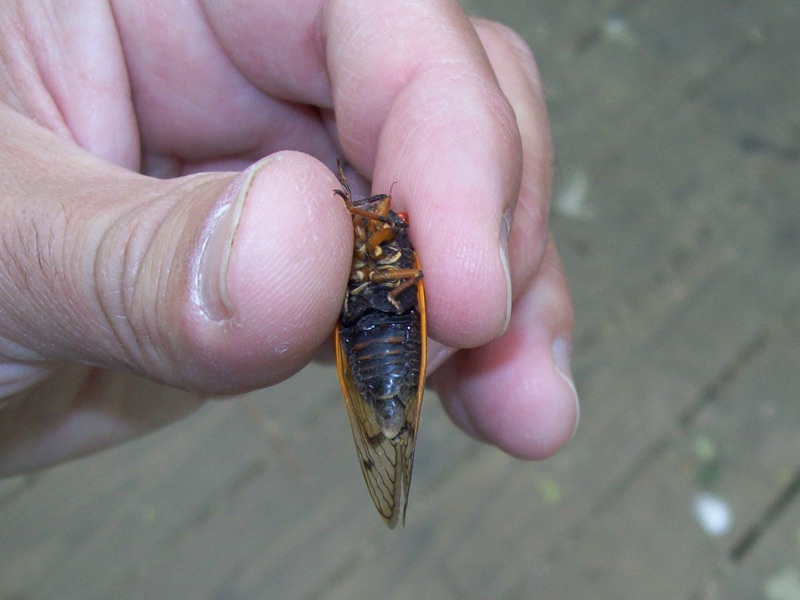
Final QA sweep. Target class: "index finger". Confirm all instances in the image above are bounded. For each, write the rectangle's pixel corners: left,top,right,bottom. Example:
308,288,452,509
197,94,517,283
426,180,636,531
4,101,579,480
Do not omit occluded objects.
325,0,523,348
201,0,523,347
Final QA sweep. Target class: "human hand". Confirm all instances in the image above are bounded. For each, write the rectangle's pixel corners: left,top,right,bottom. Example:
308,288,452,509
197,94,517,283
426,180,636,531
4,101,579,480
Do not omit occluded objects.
0,0,577,476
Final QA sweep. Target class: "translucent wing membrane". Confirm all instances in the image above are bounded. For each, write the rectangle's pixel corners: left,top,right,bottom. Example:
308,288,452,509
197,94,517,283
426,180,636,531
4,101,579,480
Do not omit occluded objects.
334,267,426,528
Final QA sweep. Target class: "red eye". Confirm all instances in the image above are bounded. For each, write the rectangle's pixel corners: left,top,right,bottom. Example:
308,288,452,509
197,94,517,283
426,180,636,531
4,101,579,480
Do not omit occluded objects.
396,211,409,224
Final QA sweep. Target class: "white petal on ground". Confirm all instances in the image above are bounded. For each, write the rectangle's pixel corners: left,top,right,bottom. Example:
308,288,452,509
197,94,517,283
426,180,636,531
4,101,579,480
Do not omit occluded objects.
692,492,732,537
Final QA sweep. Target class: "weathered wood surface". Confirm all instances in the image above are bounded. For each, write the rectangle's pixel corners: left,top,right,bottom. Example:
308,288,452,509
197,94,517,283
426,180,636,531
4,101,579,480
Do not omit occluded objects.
2,1,800,598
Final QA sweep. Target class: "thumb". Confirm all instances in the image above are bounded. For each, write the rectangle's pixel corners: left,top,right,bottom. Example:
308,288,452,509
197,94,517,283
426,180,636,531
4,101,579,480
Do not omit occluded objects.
0,108,351,396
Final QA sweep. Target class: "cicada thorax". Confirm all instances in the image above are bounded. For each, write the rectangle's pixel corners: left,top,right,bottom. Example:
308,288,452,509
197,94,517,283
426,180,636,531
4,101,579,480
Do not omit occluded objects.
333,159,426,528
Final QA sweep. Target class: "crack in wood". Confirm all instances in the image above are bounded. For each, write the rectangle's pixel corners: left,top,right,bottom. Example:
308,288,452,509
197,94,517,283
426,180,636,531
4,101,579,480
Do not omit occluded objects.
729,464,800,562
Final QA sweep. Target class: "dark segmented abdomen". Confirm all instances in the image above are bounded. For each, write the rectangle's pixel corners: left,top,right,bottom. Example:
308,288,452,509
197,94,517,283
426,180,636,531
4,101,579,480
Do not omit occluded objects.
339,309,422,408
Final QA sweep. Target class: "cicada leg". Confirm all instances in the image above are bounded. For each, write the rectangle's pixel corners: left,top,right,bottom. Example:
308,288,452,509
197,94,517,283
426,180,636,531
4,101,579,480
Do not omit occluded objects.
367,268,423,309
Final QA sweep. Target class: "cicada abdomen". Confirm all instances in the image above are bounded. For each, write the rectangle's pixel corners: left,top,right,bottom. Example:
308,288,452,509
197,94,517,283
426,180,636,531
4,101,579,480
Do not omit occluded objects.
333,159,426,528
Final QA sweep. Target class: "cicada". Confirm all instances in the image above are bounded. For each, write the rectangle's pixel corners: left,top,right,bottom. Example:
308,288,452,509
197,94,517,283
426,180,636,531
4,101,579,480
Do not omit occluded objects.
333,159,426,528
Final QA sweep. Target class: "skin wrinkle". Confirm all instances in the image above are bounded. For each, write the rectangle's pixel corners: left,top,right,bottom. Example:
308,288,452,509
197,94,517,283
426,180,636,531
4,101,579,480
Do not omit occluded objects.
115,3,257,160
1,231,31,328
3,208,80,354
16,183,132,363
149,187,225,381
149,86,323,169
0,30,54,131
18,3,79,144
38,14,84,132
336,0,485,73
382,83,510,184
328,4,489,169
291,2,330,103
93,206,132,352
148,204,186,372
36,218,89,347
90,185,183,376
202,0,330,105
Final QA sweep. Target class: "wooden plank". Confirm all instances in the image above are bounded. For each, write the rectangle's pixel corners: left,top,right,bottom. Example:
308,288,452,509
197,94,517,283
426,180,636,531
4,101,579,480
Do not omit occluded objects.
528,445,727,598
526,309,800,598
694,304,800,598
0,402,272,599
713,471,800,599
244,362,343,431
232,391,477,600
324,448,519,599
92,386,472,600
514,3,800,595
462,0,794,179
94,401,362,600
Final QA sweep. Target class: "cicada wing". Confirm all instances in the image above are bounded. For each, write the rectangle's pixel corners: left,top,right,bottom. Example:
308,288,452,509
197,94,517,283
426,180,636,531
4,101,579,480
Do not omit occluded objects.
397,260,427,521
334,256,427,528
335,326,405,528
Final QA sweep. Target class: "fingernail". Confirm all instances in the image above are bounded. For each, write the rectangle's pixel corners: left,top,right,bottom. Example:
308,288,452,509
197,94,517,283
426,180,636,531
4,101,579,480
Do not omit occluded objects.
499,210,513,333
0,363,53,401
552,335,580,440
425,341,456,373
197,161,264,320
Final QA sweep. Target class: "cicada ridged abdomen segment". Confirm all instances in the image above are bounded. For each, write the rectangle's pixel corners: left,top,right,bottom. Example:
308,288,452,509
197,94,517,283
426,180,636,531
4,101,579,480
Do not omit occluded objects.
333,159,426,528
